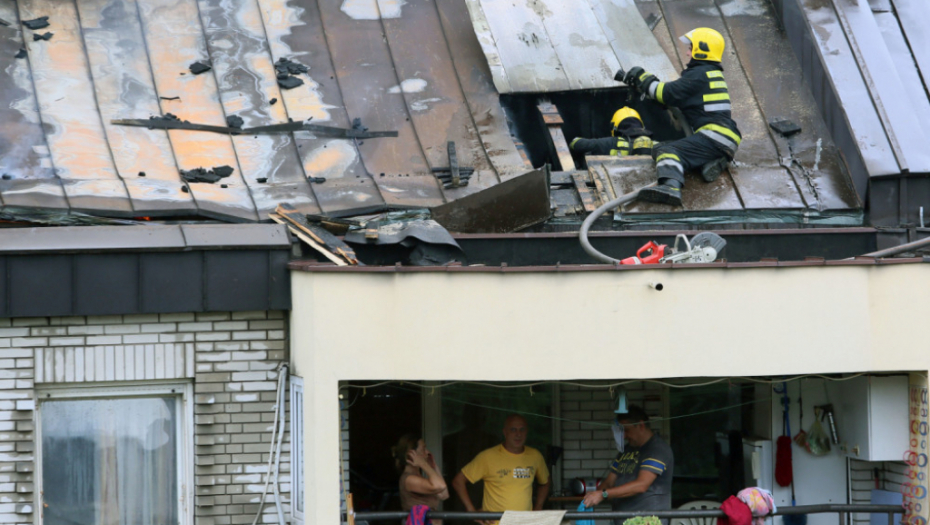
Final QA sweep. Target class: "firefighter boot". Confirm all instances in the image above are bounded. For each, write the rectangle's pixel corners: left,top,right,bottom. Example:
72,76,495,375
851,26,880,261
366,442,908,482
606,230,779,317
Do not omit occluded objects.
638,178,683,206
701,157,729,182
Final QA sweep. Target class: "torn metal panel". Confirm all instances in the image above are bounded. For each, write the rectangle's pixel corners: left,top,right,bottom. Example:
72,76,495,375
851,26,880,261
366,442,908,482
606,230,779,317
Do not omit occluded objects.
587,0,678,81
197,0,320,216
18,0,133,215
717,0,860,211
345,210,465,266
136,0,259,222
430,168,550,233
0,2,69,211
255,0,385,215
659,0,806,210
830,0,930,173
77,0,197,216
434,0,528,179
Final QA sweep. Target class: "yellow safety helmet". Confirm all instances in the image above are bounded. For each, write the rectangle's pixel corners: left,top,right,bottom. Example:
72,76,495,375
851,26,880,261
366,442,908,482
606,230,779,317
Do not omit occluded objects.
610,107,643,136
679,27,725,62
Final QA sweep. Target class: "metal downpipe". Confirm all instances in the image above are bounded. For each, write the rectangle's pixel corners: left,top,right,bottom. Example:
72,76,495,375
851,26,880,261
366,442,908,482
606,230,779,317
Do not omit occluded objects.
579,183,655,263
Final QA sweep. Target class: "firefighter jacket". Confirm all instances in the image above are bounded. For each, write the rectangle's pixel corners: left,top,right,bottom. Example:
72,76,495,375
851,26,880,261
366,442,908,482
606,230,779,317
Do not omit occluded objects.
645,60,742,155
570,131,656,157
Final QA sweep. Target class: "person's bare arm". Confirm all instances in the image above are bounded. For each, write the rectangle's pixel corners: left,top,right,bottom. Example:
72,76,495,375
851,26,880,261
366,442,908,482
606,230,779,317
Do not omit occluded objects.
452,471,477,512
582,470,658,507
597,473,618,492
405,451,448,495
533,479,551,511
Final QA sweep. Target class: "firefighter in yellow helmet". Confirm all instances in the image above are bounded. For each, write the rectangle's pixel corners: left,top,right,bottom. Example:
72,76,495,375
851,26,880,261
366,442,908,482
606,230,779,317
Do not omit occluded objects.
621,27,741,206
569,107,657,157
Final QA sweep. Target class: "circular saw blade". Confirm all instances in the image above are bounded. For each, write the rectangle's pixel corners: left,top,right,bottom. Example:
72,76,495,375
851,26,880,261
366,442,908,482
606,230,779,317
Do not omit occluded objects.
690,232,726,258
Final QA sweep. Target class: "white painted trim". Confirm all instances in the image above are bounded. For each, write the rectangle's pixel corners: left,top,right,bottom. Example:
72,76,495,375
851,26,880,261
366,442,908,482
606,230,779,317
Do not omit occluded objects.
291,375,306,523
34,381,194,525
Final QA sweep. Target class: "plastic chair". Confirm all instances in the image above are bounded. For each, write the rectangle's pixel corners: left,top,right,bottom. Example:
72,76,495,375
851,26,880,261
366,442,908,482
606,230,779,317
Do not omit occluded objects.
670,500,721,525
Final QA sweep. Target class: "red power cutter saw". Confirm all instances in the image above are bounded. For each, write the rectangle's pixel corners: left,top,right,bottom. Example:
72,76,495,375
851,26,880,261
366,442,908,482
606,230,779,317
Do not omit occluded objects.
620,232,726,265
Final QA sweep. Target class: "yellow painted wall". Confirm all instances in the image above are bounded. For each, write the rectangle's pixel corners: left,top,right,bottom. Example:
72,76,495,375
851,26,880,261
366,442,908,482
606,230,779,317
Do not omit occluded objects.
289,264,930,525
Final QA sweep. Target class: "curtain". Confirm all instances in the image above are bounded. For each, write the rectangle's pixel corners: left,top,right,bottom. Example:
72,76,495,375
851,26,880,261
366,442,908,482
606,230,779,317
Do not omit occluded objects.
41,396,179,525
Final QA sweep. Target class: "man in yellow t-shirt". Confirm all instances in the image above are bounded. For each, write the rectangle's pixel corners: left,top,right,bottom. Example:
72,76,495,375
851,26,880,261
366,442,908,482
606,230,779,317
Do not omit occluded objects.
451,415,551,518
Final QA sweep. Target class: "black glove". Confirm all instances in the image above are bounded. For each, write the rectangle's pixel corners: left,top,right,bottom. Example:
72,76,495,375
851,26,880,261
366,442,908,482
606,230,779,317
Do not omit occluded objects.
637,72,658,92
623,67,644,86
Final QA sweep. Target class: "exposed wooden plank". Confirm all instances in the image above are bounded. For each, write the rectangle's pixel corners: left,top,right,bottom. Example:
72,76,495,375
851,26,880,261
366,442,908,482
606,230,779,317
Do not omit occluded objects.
550,128,576,172
572,172,598,212
463,0,571,93
197,0,320,216
136,0,259,222
76,0,197,217
18,0,134,215
659,0,806,209
380,0,501,198
274,205,358,264
254,0,385,216
0,2,70,211
269,213,347,266
315,0,444,208
588,0,678,81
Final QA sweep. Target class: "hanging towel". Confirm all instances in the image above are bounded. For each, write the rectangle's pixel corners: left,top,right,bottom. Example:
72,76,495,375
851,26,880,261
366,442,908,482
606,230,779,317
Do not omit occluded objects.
574,502,595,525
718,496,753,525
737,488,777,525
406,505,432,525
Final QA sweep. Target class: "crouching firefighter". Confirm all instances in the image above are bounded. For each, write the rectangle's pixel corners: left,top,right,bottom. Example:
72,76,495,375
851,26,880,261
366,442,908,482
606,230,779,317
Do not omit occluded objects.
622,27,742,206
569,107,657,157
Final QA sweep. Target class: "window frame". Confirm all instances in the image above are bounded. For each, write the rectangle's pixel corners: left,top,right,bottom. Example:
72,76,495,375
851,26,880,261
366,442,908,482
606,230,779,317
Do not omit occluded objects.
34,381,194,525
290,375,305,523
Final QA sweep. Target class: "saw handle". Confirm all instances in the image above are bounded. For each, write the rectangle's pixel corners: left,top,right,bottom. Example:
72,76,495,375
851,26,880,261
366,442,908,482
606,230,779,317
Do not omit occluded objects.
636,241,665,263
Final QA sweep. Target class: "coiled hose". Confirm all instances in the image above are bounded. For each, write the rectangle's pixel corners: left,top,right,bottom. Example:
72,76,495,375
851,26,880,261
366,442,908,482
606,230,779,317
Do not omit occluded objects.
578,183,655,263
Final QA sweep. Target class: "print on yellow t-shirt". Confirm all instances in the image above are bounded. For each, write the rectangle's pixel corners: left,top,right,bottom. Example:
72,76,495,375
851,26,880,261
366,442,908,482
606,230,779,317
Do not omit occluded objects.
461,445,550,512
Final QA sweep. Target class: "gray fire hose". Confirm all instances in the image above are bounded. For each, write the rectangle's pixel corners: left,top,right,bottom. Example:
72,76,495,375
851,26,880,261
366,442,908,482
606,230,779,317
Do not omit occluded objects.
579,183,655,263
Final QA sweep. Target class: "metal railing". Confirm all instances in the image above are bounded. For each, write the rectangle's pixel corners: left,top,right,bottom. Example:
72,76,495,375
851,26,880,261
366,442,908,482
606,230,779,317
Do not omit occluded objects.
354,504,902,525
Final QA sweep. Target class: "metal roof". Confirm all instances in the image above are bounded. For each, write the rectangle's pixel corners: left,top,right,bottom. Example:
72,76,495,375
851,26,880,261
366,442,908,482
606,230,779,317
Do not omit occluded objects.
0,0,867,225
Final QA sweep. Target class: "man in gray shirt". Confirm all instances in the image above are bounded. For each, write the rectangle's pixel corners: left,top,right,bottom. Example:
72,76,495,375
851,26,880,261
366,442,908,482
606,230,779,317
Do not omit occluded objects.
581,405,674,522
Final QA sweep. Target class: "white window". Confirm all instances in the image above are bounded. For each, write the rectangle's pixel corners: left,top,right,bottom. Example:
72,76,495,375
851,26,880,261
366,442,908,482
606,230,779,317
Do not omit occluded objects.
291,375,305,523
37,383,193,525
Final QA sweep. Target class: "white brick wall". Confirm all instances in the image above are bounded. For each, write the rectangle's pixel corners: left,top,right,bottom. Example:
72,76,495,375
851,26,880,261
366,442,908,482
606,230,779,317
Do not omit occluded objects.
849,459,908,525
0,311,290,525
559,382,668,486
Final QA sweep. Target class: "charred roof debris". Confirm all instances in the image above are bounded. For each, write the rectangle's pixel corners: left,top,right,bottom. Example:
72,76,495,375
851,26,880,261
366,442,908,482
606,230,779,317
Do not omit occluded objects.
0,0,927,267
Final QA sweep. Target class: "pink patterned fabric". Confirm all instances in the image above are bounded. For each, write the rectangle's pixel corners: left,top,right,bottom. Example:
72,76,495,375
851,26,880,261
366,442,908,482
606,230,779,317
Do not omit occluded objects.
737,488,777,525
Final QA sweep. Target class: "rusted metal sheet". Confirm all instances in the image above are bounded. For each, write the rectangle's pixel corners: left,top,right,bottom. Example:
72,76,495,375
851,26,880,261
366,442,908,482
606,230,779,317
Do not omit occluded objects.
316,0,444,209
0,2,69,211
717,0,859,211
136,0,258,222
434,0,528,179
830,0,930,173
430,168,550,233
77,0,197,217
254,0,384,216
380,0,501,200
18,0,133,215
197,0,320,216
658,0,806,210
